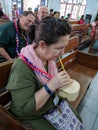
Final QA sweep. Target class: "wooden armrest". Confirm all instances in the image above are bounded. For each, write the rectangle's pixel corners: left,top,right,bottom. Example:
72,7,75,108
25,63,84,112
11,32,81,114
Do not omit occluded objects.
0,105,34,130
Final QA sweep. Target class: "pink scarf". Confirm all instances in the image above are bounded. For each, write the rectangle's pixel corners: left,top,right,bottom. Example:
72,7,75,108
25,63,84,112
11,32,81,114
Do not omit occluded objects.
20,44,58,85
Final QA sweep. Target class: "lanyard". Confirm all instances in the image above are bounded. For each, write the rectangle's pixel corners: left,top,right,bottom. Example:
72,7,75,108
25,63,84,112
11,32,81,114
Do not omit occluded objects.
20,54,53,80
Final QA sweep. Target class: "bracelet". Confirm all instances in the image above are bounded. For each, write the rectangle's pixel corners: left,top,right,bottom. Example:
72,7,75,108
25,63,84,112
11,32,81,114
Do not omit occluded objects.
44,85,54,96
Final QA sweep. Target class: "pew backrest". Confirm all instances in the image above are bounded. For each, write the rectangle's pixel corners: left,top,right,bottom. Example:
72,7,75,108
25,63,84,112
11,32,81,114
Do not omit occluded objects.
69,20,79,25
0,60,34,130
64,36,79,53
71,24,88,37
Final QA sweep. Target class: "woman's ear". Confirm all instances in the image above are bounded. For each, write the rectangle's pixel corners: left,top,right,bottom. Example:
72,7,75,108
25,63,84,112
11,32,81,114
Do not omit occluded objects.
39,40,47,49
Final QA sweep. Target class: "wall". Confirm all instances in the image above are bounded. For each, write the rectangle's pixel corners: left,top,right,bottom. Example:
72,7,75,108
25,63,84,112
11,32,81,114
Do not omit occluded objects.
48,0,60,11
23,0,40,12
0,0,97,22
83,0,98,22
48,0,98,22
0,0,12,20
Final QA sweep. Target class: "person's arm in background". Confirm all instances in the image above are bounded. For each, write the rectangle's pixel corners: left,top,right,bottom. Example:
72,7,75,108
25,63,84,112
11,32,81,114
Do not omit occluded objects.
0,23,13,61
0,47,12,60
3,13,10,20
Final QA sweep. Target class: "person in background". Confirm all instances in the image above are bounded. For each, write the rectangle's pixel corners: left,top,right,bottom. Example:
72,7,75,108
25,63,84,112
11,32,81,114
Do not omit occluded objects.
0,11,35,62
35,4,39,12
58,11,60,18
0,9,4,19
53,11,59,19
12,10,16,20
66,13,70,20
0,2,10,20
78,15,85,24
34,7,38,18
88,21,98,53
6,16,72,130
60,16,65,20
34,6,48,25
0,2,5,13
49,9,54,16
28,7,32,12
12,4,19,19
66,13,72,21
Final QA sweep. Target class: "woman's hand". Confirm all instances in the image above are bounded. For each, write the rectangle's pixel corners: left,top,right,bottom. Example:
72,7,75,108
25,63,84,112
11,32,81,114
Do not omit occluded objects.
47,71,72,92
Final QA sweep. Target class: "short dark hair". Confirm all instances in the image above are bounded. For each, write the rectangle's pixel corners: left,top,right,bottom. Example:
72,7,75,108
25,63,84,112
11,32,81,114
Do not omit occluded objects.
53,11,58,15
34,16,71,45
61,16,64,18
50,9,53,12
22,11,35,17
67,13,71,17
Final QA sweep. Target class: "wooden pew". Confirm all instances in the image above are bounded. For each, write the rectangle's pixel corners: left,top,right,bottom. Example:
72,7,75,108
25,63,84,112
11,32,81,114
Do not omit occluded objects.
56,37,98,109
71,24,88,37
64,35,79,53
70,24,91,50
69,20,79,25
0,60,34,130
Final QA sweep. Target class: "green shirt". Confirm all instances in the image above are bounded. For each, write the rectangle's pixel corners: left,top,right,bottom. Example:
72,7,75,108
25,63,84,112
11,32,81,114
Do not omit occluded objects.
0,22,31,58
6,58,56,130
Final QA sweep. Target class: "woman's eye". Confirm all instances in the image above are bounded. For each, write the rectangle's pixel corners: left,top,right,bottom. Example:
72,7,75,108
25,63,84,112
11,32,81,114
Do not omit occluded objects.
57,48,63,50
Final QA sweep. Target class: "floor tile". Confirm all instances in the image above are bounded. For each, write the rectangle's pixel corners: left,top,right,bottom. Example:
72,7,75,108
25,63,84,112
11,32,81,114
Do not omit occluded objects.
77,95,89,112
79,107,96,130
93,114,98,130
90,83,98,92
83,97,98,114
91,75,98,84
86,88,98,102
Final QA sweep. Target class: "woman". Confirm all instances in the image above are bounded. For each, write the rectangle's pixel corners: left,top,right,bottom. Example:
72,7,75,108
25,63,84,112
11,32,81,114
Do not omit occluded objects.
79,15,85,24
6,16,72,130
89,21,98,53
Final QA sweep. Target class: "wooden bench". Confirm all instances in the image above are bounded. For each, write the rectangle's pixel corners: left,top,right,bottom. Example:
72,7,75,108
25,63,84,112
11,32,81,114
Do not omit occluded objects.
71,24,88,38
0,60,34,130
64,35,79,53
70,23,91,50
56,37,98,109
69,20,79,25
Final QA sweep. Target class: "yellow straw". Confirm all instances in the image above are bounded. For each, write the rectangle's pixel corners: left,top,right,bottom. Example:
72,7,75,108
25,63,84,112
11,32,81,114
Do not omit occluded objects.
59,57,65,71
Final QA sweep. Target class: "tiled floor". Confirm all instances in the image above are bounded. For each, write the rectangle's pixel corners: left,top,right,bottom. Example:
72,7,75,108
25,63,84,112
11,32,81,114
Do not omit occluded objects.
81,47,98,56
77,47,98,130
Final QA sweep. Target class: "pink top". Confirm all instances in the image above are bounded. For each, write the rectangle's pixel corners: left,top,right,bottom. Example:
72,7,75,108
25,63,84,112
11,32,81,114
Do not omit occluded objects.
79,19,85,24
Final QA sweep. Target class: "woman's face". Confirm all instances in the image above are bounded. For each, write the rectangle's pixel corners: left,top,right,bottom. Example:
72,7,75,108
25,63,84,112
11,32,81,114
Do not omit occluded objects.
41,35,70,61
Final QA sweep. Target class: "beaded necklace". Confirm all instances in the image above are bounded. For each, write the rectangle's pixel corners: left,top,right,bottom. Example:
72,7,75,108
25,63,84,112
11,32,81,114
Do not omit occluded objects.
14,19,29,56
20,54,53,80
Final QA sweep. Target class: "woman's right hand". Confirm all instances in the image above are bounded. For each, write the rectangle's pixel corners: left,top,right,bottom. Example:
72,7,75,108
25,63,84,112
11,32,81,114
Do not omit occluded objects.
47,71,72,92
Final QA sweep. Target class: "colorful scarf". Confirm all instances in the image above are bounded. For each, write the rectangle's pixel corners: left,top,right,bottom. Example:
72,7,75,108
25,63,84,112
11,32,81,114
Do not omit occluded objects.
20,44,58,85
